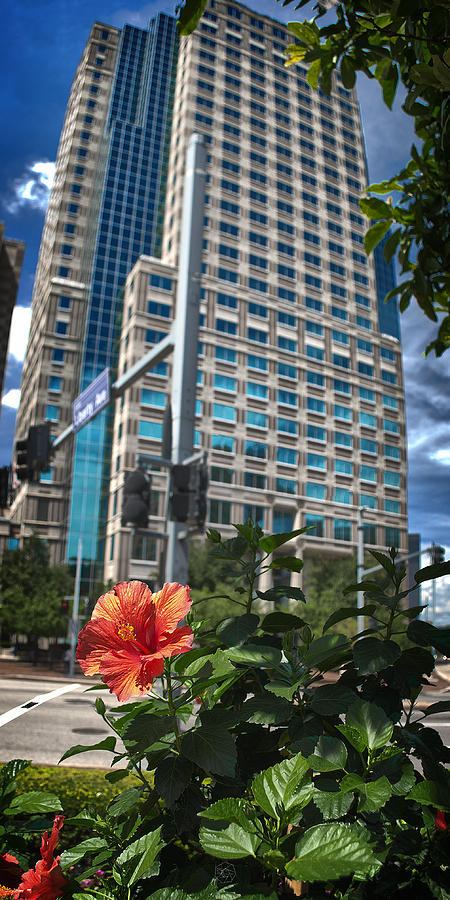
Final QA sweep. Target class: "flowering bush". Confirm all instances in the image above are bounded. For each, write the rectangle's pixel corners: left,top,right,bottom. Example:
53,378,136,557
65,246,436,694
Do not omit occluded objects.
1,527,450,898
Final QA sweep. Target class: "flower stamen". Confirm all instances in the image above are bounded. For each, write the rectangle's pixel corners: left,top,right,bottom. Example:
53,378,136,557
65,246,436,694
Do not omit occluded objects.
117,622,136,641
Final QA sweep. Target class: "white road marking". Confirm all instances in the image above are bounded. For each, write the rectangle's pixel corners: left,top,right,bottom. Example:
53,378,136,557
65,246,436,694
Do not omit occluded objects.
0,683,82,728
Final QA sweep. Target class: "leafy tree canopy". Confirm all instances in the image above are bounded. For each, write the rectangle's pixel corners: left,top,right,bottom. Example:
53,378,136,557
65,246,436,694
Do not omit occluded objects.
0,534,74,640
177,0,450,356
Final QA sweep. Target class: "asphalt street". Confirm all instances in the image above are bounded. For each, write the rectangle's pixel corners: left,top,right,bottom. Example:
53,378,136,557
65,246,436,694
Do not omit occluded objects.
0,678,121,767
0,676,449,769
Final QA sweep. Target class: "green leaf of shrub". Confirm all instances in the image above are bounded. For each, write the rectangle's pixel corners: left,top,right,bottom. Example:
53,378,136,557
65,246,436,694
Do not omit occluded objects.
323,604,375,631
269,556,303,573
107,787,141,819
181,725,236,777
257,585,305,604
115,827,164,886
308,736,347,772
353,638,401,675
310,684,357,716
262,611,306,632
414,560,450,584
314,790,354,819
286,823,376,882
154,755,193,807
346,700,393,751
359,197,391,220
358,776,392,812
408,780,450,811
199,823,261,859
302,633,349,669
59,736,116,763
364,220,391,255
252,754,311,819
240,694,293,725
421,700,450,718
177,0,208,36
122,713,176,752
216,614,259,647
60,838,109,869
4,791,62,815
200,797,257,830
340,56,356,89
407,619,450,655
259,528,308,553
227,644,282,668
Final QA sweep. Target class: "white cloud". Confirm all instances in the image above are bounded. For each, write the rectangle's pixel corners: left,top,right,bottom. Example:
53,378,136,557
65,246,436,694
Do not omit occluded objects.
431,449,450,465
6,161,55,213
1,389,21,410
7,306,32,362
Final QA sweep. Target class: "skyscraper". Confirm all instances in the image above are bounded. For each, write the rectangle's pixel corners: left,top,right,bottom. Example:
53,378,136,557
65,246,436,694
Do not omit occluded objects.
11,1,407,589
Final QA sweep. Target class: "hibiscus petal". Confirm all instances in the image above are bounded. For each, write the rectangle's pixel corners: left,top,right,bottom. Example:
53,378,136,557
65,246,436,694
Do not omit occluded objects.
76,618,128,674
153,583,192,641
159,625,194,658
92,580,151,624
99,648,153,701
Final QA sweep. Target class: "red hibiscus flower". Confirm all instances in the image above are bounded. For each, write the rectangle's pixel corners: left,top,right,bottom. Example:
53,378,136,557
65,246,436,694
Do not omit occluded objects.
76,580,193,701
15,815,67,899
435,809,448,831
0,853,21,890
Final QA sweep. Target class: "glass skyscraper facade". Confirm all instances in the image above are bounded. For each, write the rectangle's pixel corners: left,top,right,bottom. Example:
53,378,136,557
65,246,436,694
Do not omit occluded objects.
67,15,178,568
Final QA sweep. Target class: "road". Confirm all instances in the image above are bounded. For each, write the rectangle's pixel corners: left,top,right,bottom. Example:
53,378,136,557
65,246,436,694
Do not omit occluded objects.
0,678,122,767
0,677,448,769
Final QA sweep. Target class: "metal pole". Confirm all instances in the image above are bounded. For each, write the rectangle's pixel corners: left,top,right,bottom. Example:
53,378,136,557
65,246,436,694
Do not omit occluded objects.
166,134,206,585
69,536,82,677
356,507,365,633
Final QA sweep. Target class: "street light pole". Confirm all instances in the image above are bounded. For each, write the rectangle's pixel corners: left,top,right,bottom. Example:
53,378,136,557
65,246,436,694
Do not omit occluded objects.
69,536,82,678
166,134,206,585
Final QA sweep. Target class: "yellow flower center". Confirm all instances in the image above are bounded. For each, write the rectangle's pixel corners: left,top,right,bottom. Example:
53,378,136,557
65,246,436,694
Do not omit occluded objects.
117,622,136,641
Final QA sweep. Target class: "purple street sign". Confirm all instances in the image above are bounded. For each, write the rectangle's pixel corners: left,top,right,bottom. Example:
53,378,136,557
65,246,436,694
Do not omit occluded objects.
72,368,110,432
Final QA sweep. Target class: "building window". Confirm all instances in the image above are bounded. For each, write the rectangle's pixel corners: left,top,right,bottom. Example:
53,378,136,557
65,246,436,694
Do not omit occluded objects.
212,434,235,453
51,348,65,364
245,440,266,459
335,459,352,476
243,504,265,528
55,321,68,335
306,482,326,500
360,464,376,482
211,466,233,484
278,417,297,435
45,404,59,422
385,527,400,548
335,487,351,504
274,509,295,534
214,403,236,422
360,493,377,510
210,499,231,524
334,518,351,541
138,421,163,440
277,446,297,465
245,471,266,489
276,477,296,494
306,513,324,537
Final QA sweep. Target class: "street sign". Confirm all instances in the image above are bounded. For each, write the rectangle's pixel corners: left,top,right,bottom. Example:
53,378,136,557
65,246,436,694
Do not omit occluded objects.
72,368,110,432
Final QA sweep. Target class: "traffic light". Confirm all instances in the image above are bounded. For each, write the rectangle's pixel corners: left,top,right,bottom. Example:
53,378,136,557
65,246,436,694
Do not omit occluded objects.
432,544,445,565
170,461,208,527
121,469,150,528
61,598,69,615
16,436,31,482
29,424,52,476
15,424,52,482
0,466,10,508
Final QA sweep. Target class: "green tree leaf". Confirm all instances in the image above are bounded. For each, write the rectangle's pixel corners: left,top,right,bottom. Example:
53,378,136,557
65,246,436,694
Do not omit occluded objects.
359,197,392,220
200,797,258,830
302,633,350,669
107,787,141,819
240,694,293,725
407,780,450,811
364,220,391,255
258,528,308,554
358,776,392,813
60,838,109,869
287,20,320,46
322,605,375,632
346,700,393,751
261,611,306,632
340,56,356,89
407,619,450,655
257,585,305,604
4,791,63,815
59,736,116,763
414,560,450,584
227,644,282,668
216,613,259,647
122,713,176,753
286,823,376,882
115,827,164,886
268,556,303,573
181,725,236,777
308,736,347,772
421,700,450,718
199,823,261,859
154,755,193,807
177,0,208,36
251,754,312,819
313,790,354,819
310,684,357,716
353,638,401,675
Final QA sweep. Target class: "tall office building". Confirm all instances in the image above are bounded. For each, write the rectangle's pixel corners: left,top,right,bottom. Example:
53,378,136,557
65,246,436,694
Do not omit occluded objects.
12,1,407,588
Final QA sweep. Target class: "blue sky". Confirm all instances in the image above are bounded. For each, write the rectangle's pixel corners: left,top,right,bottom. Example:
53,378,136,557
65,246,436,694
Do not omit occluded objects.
0,0,449,613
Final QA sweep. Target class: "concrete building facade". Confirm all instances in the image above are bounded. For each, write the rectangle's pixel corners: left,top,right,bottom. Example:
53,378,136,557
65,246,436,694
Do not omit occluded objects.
11,1,407,588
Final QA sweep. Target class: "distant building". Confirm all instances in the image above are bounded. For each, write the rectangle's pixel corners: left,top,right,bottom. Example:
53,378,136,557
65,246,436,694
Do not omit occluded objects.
0,223,25,406
11,1,407,588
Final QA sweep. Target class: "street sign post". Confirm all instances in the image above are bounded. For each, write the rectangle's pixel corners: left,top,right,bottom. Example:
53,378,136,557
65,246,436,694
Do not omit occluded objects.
72,368,110,433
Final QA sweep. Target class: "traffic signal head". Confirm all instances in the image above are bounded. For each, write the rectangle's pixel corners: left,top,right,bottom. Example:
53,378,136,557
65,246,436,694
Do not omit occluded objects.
170,461,208,527
432,545,445,565
61,599,69,615
28,424,52,477
0,466,10,508
121,469,150,528
16,436,31,482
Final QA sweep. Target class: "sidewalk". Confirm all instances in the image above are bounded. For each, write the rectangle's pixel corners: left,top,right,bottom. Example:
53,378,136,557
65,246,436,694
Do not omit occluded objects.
1,653,449,694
